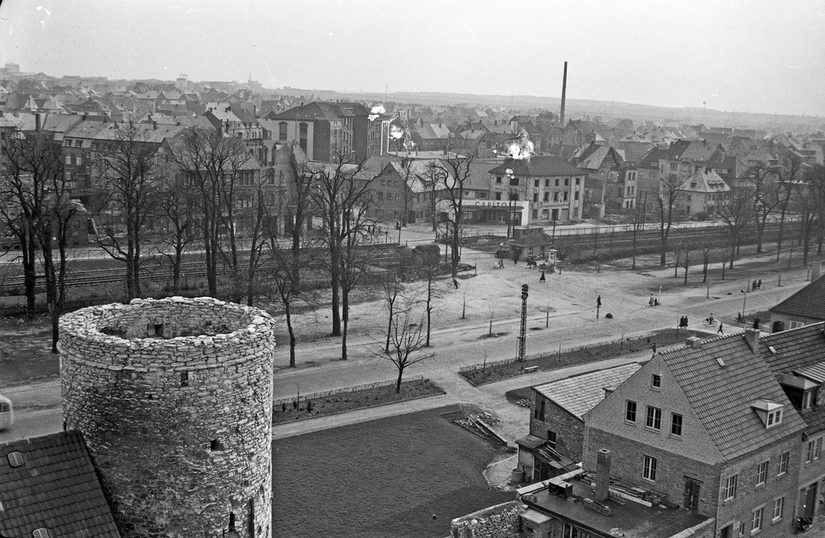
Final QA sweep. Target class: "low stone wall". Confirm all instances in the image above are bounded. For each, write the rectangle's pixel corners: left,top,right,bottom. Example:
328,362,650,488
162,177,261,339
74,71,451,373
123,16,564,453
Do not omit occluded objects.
450,500,524,538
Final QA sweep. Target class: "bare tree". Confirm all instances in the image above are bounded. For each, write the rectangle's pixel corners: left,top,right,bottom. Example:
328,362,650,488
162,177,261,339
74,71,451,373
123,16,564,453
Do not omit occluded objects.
702,246,711,283
4,133,76,351
156,180,194,293
286,152,317,287
805,164,825,255
656,175,682,266
775,155,801,262
437,152,476,277
719,187,753,269
795,166,824,266
168,127,254,298
96,125,159,300
375,307,435,393
311,153,375,359
382,269,405,353
747,164,781,253
0,135,39,319
417,161,447,232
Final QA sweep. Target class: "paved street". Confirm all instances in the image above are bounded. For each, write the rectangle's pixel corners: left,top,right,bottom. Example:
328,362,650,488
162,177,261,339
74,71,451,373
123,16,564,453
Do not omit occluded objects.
1,251,809,445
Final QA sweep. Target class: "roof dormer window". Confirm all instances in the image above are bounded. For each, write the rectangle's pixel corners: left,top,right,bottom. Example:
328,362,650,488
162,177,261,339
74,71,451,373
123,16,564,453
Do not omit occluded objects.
751,400,784,429
803,390,814,410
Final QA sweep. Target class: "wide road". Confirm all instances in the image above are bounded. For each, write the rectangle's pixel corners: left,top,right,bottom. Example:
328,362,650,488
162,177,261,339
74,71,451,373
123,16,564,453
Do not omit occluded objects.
0,254,812,445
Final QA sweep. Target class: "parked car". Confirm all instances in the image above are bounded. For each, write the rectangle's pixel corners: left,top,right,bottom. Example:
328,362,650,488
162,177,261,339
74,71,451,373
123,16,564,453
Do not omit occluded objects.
0,394,13,430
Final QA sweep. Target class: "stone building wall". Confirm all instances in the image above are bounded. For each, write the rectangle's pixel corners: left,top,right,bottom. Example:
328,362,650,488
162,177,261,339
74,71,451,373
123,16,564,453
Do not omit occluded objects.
450,500,524,538
59,297,276,538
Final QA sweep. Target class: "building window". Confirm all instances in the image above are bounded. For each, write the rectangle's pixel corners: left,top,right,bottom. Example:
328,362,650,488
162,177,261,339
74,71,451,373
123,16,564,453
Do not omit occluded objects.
756,460,768,486
496,176,502,184
817,438,823,460
545,179,550,187
574,191,579,200
554,178,559,187
625,400,637,423
766,408,782,428
751,505,763,533
646,406,661,430
575,177,581,185
643,455,657,481
564,178,570,186
65,155,71,165
776,451,789,475
671,413,683,436
278,122,287,140
547,431,557,449
533,193,538,202
534,179,539,188
773,496,784,521
32,529,51,538
553,192,559,202
651,374,661,388
543,192,549,202
722,474,738,501
802,391,813,410
495,192,501,200
563,192,569,202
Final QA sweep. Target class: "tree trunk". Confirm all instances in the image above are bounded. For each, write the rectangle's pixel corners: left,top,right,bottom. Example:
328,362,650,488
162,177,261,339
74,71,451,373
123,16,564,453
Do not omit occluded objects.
285,300,296,368
22,232,37,320
395,368,403,394
341,285,349,360
330,263,341,337
425,277,433,346
385,304,393,354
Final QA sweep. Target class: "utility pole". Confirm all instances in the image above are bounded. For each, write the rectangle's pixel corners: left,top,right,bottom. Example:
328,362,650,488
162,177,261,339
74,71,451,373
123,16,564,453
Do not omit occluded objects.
517,284,528,361
596,294,602,319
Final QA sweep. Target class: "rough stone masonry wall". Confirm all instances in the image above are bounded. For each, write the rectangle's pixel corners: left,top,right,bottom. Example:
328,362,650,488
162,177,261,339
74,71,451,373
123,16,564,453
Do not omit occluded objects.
59,297,276,538
450,500,524,538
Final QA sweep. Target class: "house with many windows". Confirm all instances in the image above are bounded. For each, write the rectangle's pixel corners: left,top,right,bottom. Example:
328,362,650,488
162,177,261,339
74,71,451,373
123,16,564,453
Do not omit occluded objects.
487,156,586,224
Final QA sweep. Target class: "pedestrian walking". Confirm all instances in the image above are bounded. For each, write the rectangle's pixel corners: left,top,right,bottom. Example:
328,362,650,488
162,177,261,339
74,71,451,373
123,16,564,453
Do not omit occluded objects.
652,343,657,357
539,271,546,283
649,294,654,306
758,279,762,289
717,321,724,335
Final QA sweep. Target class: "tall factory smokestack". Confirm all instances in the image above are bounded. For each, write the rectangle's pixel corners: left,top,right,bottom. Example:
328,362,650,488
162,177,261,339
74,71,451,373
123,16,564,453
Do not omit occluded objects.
560,61,568,127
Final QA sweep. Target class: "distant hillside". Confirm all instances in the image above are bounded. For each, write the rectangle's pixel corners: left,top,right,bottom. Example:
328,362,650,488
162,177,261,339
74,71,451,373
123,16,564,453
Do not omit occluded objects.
273,87,825,133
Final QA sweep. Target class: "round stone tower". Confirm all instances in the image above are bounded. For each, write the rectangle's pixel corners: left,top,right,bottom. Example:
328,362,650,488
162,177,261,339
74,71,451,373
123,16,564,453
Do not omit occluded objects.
59,297,275,538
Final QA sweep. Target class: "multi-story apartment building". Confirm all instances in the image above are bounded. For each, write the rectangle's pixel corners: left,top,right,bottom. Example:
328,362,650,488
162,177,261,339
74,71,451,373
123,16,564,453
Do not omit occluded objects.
267,101,369,162
488,156,586,224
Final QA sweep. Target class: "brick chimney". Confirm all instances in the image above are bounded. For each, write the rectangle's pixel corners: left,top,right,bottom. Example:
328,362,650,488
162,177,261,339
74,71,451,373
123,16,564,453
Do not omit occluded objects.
595,449,611,502
744,328,760,353
685,336,701,348
559,61,568,126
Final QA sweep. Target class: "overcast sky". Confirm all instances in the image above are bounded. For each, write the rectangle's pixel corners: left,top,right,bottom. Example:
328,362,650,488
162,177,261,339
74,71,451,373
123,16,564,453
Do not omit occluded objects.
1,0,824,117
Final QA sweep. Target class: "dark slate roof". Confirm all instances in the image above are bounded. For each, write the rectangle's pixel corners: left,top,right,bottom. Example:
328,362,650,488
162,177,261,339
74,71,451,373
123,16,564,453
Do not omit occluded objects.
533,363,642,419
487,156,583,177
760,323,825,433
0,430,121,537
661,332,806,460
770,275,825,320
635,146,669,170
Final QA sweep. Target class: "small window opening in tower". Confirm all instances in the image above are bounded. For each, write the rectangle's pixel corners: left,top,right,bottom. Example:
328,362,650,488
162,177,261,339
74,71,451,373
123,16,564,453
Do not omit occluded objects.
154,323,164,337
180,372,189,387
210,439,225,451
228,512,236,532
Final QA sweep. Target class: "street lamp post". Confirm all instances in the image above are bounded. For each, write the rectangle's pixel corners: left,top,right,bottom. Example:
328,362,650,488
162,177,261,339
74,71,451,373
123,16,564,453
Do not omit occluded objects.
740,282,749,321
517,284,528,361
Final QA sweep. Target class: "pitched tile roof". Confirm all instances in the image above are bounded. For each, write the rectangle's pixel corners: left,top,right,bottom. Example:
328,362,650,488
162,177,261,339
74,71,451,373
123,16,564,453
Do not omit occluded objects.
533,363,642,419
678,168,731,194
0,431,120,537
760,323,825,433
661,332,806,460
487,156,583,177
770,275,825,321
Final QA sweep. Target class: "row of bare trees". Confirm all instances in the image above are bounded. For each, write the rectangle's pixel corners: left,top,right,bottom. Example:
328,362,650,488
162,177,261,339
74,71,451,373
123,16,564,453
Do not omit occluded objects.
0,133,80,351
653,155,823,270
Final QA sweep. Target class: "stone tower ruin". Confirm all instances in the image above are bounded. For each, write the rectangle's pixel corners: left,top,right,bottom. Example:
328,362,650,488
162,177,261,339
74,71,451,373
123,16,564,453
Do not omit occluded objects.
59,297,276,537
